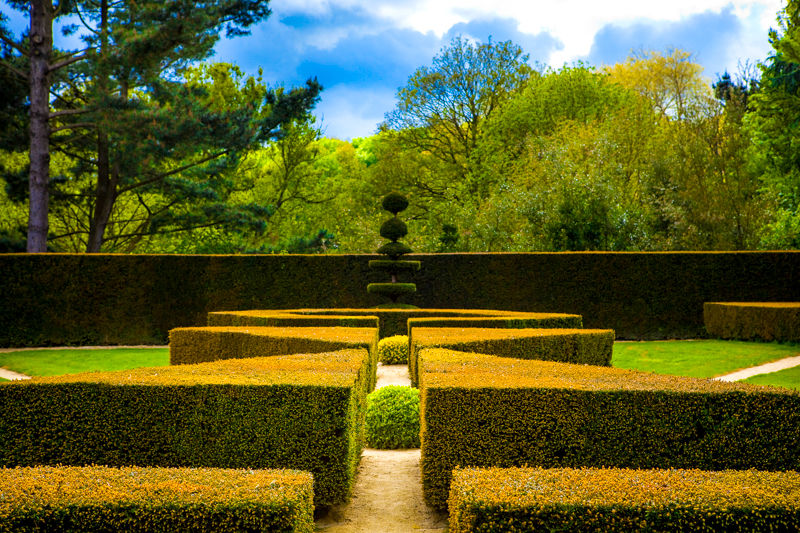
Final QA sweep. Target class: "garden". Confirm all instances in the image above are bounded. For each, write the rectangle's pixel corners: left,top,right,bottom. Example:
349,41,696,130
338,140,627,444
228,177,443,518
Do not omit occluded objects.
1,195,799,531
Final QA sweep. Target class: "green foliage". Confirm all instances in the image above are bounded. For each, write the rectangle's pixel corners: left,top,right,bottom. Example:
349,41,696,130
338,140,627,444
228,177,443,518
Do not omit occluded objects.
419,349,800,509
704,302,800,341
376,241,413,258
0,466,315,533
449,467,800,532
0,350,372,507
365,386,420,449
377,335,409,364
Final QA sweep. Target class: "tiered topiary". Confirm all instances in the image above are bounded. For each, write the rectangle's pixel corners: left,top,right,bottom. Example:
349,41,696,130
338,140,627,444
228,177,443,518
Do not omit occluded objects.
367,192,420,306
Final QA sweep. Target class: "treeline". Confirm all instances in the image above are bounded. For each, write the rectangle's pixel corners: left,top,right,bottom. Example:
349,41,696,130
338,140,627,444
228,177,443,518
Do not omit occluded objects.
1,2,799,253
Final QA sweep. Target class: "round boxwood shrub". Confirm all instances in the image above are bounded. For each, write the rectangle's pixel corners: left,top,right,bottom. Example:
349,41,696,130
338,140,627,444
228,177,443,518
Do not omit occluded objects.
382,192,409,214
378,335,409,364
380,217,408,241
365,386,420,449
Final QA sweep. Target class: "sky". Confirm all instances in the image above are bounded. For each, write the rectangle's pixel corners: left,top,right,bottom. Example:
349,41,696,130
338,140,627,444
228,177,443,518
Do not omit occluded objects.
1,0,788,140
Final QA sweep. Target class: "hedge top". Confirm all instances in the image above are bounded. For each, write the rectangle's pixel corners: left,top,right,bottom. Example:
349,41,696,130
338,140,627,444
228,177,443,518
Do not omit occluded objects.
419,348,797,395
172,326,377,345
0,466,313,509
706,302,800,308
450,466,800,509
4,349,368,387
412,327,611,345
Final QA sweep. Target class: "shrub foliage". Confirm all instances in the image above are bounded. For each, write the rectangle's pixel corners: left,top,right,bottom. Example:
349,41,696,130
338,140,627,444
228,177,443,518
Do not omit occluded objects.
704,302,800,341
365,386,421,449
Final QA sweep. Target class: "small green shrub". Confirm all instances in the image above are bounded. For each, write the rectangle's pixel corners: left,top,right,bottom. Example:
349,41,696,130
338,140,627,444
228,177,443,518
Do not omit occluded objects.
365,386,420,449
378,335,409,364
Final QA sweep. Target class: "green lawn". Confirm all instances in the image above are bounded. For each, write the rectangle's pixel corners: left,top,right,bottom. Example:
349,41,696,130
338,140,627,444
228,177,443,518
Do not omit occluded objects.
744,365,800,391
612,340,800,379
0,347,169,377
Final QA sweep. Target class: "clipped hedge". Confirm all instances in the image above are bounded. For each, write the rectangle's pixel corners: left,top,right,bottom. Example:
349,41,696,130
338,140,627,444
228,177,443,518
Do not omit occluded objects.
377,335,409,364
3,252,800,346
208,310,379,330
418,348,800,509
0,349,372,507
406,314,583,337
448,466,800,532
704,302,800,342
365,386,421,449
409,327,613,386
0,466,314,532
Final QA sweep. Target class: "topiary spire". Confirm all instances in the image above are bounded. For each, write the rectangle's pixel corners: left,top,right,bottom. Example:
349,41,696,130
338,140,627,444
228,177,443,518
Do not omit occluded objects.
367,192,421,305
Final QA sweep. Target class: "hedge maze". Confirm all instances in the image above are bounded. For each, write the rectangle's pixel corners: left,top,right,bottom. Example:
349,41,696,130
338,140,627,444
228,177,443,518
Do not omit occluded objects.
2,305,800,531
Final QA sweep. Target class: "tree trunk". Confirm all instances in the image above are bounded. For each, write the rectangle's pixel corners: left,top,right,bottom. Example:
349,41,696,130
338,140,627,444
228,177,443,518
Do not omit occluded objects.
86,133,115,252
26,1,53,252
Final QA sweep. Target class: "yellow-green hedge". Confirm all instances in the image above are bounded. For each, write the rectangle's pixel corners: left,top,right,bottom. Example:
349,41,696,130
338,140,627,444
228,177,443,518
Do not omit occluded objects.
0,350,371,507
169,326,378,391
704,302,800,341
409,327,613,386
406,314,583,337
208,310,380,330
0,466,314,532
449,466,800,532
418,349,800,509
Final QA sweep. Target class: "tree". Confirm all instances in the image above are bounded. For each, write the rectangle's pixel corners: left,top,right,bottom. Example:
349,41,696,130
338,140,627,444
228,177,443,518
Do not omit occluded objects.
1,0,320,252
748,0,800,247
382,37,533,202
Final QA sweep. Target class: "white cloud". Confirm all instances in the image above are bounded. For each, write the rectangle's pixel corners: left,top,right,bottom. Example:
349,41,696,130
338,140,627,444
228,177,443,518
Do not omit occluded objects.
275,0,785,65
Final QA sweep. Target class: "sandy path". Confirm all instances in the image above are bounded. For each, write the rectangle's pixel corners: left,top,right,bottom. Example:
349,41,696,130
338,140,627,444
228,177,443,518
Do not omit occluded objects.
714,355,800,381
315,364,447,532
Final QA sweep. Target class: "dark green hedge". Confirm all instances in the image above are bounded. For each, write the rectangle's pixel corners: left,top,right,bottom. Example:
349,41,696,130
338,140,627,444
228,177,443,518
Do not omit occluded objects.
704,302,800,341
2,252,799,346
208,311,379,330
419,352,800,509
0,466,314,532
0,350,372,507
448,467,800,533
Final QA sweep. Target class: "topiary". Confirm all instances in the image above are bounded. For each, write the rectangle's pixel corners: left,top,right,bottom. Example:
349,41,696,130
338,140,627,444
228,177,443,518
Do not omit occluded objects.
368,192,421,305
377,335,409,364
365,386,421,449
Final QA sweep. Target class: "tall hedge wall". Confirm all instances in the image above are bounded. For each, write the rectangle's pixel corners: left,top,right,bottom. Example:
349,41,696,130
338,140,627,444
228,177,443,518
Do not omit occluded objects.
2,252,799,346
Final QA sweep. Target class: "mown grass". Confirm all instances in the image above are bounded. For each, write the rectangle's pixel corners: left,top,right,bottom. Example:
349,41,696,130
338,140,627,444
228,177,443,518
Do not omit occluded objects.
613,339,800,379
744,364,800,391
0,347,169,377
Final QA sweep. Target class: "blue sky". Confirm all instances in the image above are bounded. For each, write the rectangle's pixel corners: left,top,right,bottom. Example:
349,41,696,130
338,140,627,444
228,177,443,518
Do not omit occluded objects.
1,0,787,139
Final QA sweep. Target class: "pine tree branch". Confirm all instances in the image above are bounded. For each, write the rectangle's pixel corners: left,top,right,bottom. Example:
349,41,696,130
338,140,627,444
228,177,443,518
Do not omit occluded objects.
0,57,28,80
51,122,95,133
117,149,232,194
48,50,89,72
50,108,91,119
0,32,28,56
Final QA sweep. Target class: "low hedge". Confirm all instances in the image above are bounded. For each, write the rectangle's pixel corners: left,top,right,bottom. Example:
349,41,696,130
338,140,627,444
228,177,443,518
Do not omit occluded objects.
169,326,378,391
418,349,800,509
208,310,379,330
704,302,800,342
0,349,372,507
406,314,583,337
409,327,613,386
213,308,574,340
0,466,314,532
448,466,800,532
